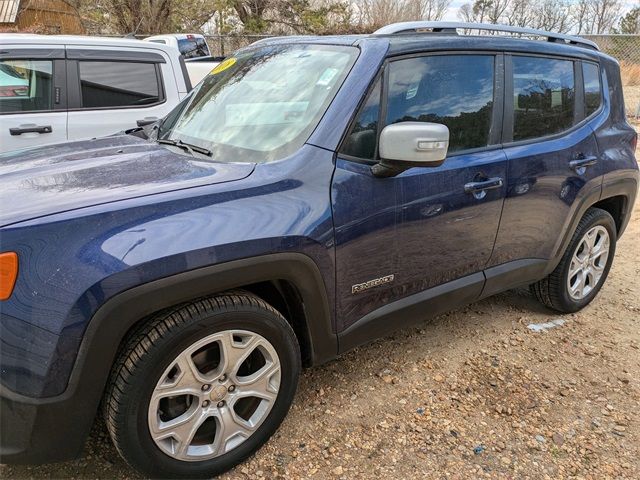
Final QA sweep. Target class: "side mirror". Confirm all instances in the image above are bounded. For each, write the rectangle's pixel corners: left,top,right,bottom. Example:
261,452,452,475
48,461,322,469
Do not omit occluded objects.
374,122,449,177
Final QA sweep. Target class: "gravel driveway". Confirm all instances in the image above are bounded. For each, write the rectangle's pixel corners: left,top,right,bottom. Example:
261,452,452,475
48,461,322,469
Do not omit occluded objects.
3,137,639,480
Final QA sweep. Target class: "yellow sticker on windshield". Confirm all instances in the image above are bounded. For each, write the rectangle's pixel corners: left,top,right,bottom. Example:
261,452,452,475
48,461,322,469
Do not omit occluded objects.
211,58,236,75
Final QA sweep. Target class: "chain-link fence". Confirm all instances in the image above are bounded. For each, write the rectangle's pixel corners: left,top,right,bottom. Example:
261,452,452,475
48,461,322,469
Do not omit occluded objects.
204,34,273,57
583,35,640,118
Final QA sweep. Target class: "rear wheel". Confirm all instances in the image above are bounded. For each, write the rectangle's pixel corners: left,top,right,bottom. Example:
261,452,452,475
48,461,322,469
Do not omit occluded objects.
103,292,300,478
530,207,616,313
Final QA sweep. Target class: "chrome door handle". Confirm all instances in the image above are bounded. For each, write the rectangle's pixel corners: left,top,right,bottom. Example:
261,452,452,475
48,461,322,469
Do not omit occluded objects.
569,156,598,171
464,177,503,193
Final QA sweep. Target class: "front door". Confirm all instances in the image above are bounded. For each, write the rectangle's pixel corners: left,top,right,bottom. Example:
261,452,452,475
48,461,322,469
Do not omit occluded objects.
0,51,67,153
333,53,507,334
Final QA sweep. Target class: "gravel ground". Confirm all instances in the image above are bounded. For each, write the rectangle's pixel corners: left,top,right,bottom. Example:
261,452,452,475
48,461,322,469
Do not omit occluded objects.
2,135,639,480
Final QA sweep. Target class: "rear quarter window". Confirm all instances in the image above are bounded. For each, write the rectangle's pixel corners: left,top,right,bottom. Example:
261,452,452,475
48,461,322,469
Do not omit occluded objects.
583,62,602,117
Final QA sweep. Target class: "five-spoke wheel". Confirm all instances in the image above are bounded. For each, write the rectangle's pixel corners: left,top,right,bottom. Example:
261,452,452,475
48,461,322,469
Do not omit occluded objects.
148,330,281,461
531,207,616,312
104,293,300,479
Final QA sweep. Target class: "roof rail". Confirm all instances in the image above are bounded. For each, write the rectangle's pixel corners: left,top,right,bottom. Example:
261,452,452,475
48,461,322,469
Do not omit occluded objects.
373,21,599,50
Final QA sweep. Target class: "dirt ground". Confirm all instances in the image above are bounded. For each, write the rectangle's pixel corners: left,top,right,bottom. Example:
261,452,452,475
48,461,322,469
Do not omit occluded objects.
2,134,639,480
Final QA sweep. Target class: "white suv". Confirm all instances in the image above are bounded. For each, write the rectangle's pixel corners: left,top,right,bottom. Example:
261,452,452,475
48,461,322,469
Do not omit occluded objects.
0,34,192,153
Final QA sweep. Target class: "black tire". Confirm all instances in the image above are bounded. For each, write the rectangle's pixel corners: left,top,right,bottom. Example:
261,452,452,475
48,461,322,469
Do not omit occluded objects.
103,292,301,479
530,207,617,313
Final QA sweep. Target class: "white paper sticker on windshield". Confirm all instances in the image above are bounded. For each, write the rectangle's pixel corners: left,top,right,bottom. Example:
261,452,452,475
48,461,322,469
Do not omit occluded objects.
316,68,339,86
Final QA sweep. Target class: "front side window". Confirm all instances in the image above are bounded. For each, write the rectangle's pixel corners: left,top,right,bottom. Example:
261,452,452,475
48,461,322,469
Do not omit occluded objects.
79,61,160,109
512,56,575,141
0,59,53,113
161,44,358,163
385,55,495,152
583,62,602,117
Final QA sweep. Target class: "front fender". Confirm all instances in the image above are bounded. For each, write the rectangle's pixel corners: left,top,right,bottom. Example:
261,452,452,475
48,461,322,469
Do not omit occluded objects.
0,253,334,464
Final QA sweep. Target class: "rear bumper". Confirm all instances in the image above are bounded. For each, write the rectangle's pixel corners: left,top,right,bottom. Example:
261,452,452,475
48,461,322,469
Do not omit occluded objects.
0,384,96,464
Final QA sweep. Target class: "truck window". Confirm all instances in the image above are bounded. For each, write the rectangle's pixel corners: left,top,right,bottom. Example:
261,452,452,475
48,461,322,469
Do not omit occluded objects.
0,59,53,113
178,37,210,59
78,61,161,109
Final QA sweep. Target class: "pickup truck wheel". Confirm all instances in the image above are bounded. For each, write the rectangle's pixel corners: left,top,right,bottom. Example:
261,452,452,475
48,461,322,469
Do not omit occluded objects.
103,292,301,479
530,207,616,313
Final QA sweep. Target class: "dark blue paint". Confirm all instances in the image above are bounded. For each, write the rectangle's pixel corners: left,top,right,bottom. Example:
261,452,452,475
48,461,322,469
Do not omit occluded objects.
0,33,637,401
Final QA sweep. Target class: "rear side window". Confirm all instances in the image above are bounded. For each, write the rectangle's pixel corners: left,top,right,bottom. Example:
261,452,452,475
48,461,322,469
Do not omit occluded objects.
79,61,161,109
583,62,602,117
385,55,495,152
0,59,53,113
512,56,575,141
178,38,209,58
341,77,382,159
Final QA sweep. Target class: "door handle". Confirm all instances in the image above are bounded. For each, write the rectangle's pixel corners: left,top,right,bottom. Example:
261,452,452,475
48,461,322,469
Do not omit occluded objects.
464,177,503,194
9,125,52,136
569,156,598,171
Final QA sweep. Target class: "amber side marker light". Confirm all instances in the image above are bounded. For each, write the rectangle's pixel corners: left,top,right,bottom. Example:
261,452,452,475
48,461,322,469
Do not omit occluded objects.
0,252,18,301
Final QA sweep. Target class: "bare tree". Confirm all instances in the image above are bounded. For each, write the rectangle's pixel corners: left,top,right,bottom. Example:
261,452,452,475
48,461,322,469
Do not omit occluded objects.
530,0,573,33
410,0,452,21
458,0,510,24
504,0,535,28
619,5,640,34
572,0,622,34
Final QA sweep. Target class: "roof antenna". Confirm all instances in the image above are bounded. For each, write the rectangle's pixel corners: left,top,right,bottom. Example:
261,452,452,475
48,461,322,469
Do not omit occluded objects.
124,18,144,38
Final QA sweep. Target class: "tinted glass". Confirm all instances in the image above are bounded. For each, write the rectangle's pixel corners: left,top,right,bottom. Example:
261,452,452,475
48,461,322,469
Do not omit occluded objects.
341,77,381,159
161,44,358,163
79,61,160,108
178,38,209,58
0,59,52,113
385,55,495,152
583,62,601,117
512,56,575,141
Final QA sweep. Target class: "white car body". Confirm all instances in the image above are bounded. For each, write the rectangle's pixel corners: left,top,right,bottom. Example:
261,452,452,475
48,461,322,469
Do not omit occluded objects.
0,34,192,153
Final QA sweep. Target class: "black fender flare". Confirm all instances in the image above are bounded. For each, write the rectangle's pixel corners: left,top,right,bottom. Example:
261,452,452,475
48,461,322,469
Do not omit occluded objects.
547,172,638,275
1,253,334,464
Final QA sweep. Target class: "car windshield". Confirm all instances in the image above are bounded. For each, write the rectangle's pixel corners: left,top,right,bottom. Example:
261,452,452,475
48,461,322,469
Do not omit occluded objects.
159,44,358,163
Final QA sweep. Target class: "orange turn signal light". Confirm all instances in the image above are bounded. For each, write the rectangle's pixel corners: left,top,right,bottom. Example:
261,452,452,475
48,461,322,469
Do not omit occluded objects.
0,252,18,301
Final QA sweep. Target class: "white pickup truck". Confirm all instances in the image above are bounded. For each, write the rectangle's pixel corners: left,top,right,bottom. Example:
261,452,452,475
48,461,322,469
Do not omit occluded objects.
0,34,218,153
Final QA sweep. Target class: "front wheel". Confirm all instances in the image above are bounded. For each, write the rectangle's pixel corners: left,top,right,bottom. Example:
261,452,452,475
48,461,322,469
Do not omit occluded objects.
531,207,617,313
103,292,301,478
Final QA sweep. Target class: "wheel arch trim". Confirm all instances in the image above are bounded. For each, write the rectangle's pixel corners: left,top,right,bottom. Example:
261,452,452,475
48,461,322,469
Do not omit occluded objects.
0,253,335,464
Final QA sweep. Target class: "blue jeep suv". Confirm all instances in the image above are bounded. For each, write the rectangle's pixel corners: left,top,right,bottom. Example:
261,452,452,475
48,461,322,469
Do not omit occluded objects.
0,22,638,478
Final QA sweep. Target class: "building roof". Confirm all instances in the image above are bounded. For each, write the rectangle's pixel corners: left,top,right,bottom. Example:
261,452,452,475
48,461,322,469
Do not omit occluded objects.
0,0,20,23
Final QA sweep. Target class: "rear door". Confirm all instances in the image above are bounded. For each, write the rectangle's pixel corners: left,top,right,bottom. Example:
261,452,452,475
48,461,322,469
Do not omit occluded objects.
0,47,67,153
488,55,602,273
66,47,177,139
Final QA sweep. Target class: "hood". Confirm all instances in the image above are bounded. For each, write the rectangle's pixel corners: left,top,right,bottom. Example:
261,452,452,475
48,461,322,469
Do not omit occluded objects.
0,135,255,227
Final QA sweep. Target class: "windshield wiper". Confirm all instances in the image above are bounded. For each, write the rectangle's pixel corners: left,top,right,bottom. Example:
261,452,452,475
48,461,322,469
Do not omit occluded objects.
158,138,212,157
